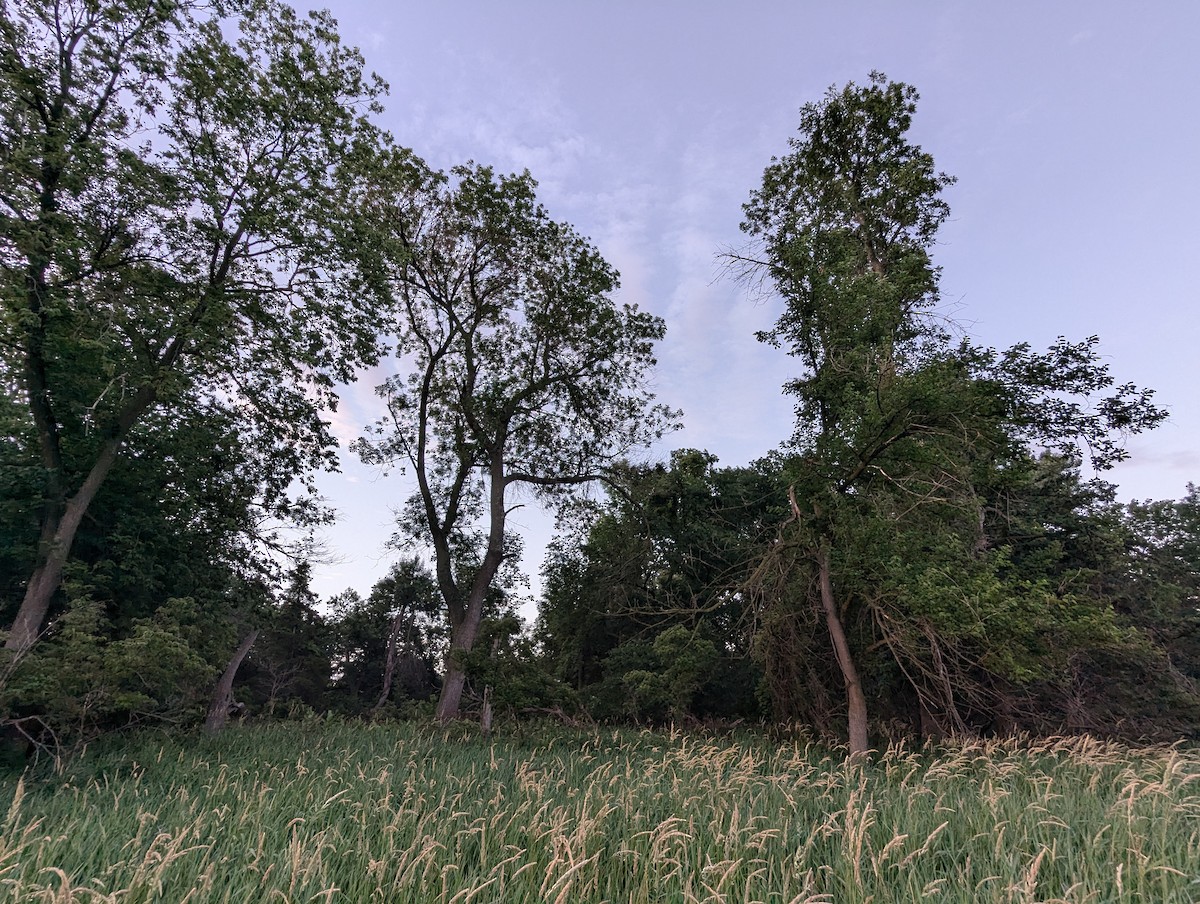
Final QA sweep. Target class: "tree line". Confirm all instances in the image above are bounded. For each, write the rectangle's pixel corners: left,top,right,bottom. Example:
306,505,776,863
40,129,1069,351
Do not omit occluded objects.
1,3,1195,757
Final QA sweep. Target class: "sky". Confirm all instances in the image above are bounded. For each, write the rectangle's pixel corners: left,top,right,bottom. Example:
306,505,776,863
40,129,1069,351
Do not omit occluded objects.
294,1,1200,608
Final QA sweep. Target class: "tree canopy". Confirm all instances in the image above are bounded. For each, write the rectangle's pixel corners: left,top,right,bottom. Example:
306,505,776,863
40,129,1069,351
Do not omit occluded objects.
0,4,1192,754
355,159,678,721
1,0,389,653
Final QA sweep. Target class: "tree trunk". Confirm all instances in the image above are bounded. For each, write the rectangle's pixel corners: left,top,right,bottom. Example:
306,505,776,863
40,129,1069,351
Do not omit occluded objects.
205,629,258,734
436,658,468,723
434,567,498,721
817,545,870,757
480,685,493,738
374,613,404,711
5,558,63,656
5,438,127,654
433,450,508,723
435,621,481,723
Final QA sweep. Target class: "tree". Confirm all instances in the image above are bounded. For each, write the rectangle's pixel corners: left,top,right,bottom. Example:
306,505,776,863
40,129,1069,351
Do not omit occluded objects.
205,627,258,734
1124,485,1200,650
1,0,388,653
537,450,782,721
246,560,329,715
735,74,1165,753
325,557,442,713
0,393,282,748
733,73,960,754
1115,485,1200,732
356,160,677,722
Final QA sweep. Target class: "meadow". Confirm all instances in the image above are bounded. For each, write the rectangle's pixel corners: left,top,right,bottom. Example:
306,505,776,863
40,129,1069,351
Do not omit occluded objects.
0,721,1197,903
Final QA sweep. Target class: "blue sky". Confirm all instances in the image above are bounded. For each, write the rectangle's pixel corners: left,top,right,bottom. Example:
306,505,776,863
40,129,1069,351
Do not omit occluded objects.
298,1,1200,605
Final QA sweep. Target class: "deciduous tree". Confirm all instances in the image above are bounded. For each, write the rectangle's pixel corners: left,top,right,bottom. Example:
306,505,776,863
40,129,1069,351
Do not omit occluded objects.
735,74,1165,753
537,450,781,721
1,0,388,653
325,558,442,713
356,160,677,722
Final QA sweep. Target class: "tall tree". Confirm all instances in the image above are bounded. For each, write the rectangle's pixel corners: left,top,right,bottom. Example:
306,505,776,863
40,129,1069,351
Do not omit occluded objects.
0,0,388,653
736,74,1165,753
735,73,959,754
356,160,677,722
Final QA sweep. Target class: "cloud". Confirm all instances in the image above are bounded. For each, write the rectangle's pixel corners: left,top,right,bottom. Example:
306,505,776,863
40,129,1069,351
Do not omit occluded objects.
1113,444,1200,474
325,396,363,447
1105,434,1200,502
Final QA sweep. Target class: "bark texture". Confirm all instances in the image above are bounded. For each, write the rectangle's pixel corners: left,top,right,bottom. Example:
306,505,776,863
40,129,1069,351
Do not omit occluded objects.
205,629,258,734
817,545,870,757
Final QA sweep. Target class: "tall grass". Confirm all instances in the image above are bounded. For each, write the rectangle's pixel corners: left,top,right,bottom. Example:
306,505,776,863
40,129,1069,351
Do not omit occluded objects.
1,721,1196,902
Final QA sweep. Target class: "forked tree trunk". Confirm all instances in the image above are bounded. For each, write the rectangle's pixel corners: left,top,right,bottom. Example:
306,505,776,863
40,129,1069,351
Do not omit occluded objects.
435,625,479,723
205,629,258,734
816,545,870,757
433,453,507,723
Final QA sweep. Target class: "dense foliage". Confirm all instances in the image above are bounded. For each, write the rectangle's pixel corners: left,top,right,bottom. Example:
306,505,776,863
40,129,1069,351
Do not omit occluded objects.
542,451,1200,740
352,158,677,721
539,76,1195,745
0,1,1195,758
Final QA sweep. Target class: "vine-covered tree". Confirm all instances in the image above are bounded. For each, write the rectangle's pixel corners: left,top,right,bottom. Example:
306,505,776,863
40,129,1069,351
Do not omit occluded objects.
735,74,1166,753
356,159,677,722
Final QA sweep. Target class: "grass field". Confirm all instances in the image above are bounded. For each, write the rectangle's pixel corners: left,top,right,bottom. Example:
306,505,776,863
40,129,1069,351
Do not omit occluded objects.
0,720,1197,902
